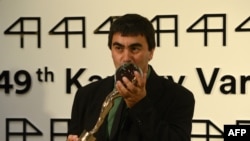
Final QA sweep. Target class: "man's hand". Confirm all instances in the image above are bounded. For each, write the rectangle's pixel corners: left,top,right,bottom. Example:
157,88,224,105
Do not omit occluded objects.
67,135,78,141
116,71,147,108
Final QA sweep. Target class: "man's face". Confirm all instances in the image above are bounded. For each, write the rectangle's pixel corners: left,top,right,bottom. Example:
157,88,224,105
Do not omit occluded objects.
111,32,154,73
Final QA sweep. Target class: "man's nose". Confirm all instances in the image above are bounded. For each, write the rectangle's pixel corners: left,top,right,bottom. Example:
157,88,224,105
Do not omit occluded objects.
122,49,133,62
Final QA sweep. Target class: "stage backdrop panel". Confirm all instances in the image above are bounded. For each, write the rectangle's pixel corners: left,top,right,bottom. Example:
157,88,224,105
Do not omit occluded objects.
1,0,250,140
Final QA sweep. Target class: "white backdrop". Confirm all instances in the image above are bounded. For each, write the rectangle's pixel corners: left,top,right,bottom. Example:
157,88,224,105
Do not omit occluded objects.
1,0,250,140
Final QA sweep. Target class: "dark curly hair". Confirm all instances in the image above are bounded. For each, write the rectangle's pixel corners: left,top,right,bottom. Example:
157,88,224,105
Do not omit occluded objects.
108,14,155,51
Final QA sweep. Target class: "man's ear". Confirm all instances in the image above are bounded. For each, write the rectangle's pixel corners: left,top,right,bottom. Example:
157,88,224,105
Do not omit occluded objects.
148,48,155,61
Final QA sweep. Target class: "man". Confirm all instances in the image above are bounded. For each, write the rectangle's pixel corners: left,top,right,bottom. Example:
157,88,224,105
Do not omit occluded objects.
67,14,195,141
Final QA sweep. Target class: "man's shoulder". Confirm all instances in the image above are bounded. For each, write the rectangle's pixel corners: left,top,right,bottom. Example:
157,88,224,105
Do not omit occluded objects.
151,74,194,98
74,76,114,100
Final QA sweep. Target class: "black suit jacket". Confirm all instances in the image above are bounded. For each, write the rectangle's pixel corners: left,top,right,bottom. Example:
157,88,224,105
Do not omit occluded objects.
68,66,195,141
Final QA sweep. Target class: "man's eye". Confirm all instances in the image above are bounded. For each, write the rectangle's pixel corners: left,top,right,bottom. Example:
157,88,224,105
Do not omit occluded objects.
114,46,123,51
131,46,140,52
132,47,138,50
115,46,121,49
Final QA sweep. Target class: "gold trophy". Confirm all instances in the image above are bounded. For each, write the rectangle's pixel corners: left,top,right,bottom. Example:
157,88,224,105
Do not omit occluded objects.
78,63,142,141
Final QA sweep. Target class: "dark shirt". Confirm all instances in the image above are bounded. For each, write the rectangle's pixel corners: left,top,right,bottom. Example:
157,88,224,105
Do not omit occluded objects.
68,66,195,141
